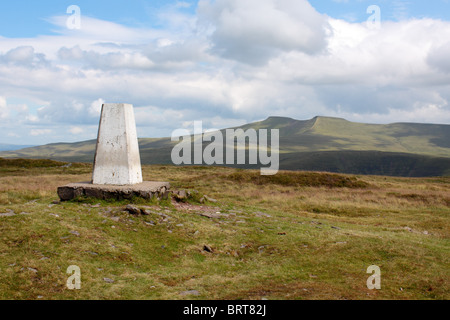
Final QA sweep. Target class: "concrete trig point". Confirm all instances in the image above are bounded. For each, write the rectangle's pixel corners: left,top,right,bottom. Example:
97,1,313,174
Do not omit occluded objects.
92,103,143,185
58,103,170,201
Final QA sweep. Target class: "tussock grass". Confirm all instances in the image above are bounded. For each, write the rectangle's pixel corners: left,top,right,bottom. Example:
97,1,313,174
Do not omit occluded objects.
0,160,449,300
226,170,369,188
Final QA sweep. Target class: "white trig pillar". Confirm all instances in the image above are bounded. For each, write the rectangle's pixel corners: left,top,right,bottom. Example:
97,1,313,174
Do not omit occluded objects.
92,103,143,185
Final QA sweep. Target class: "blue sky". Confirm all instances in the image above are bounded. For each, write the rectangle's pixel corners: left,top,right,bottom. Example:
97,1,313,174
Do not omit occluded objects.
0,0,198,37
0,0,450,145
1,0,449,38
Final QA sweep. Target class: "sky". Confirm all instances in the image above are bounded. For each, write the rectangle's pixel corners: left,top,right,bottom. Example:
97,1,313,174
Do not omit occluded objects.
1,0,450,145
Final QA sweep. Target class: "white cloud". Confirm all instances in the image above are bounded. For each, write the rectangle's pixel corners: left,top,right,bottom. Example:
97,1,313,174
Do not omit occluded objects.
0,3,450,145
30,129,52,136
89,98,105,117
69,126,84,134
58,46,155,70
428,41,450,74
0,96,8,119
197,0,331,64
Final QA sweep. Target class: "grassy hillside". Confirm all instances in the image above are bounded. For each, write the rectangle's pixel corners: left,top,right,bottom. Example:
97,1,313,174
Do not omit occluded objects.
1,116,449,177
0,159,449,300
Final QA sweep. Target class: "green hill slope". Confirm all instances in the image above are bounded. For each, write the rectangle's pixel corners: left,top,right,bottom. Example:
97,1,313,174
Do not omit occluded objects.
1,116,449,176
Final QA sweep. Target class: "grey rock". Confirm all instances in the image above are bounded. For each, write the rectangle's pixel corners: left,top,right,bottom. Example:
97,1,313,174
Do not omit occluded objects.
103,278,115,283
203,195,218,203
125,204,141,215
0,210,15,217
180,290,200,296
203,245,213,253
173,190,187,201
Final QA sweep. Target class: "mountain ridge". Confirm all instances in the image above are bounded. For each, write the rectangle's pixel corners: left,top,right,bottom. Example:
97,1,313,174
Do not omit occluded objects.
1,116,449,177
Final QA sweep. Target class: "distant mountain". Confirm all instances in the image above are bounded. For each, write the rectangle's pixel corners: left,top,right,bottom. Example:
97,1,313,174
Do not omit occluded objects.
1,116,449,177
0,144,35,152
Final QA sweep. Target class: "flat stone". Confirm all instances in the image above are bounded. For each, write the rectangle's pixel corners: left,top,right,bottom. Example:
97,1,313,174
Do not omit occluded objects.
103,278,115,283
125,204,141,215
180,290,200,296
0,210,16,217
57,181,170,201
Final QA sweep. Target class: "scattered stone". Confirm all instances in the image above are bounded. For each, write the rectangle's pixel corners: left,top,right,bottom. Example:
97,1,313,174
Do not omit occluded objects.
20,212,31,215
173,190,187,201
203,245,213,253
69,230,80,236
37,296,44,299
255,212,271,218
423,231,429,235
91,203,101,208
28,267,38,273
0,210,15,217
110,217,120,222
144,221,155,226
86,251,99,256
141,209,152,215
49,213,60,218
180,290,200,296
404,227,413,232
331,226,341,230
103,278,114,283
335,241,347,245
40,257,50,261
125,204,141,215
203,195,217,203
200,212,222,219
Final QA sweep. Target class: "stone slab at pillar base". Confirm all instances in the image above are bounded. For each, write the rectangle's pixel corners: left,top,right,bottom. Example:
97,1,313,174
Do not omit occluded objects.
57,181,171,201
